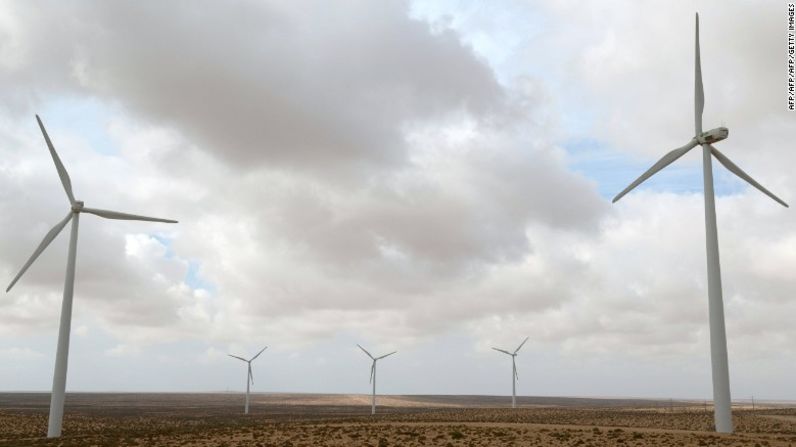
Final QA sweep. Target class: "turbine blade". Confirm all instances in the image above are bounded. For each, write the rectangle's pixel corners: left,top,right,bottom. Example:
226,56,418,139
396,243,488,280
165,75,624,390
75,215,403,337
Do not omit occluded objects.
248,364,254,385
612,140,698,203
7,212,73,292
492,347,512,356
357,344,374,359
376,351,397,360
709,145,789,207
513,336,529,354
695,13,704,135
514,359,519,380
369,363,375,383
36,115,75,205
81,207,178,223
250,346,268,361
228,354,248,362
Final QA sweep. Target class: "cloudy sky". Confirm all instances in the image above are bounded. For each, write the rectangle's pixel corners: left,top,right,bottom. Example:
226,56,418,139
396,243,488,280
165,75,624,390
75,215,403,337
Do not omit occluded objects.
1,1,794,401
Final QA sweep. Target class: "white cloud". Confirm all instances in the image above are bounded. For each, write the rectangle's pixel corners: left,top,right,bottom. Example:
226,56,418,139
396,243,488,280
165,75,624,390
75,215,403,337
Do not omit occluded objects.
105,343,141,358
0,346,43,359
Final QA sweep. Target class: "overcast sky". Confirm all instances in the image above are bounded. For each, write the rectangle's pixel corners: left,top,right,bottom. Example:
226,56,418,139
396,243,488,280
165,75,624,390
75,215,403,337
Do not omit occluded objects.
0,1,794,401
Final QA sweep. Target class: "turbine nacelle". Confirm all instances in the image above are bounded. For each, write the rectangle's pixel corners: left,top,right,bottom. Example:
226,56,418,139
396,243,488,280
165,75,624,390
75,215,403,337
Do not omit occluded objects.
696,127,728,145
71,201,84,213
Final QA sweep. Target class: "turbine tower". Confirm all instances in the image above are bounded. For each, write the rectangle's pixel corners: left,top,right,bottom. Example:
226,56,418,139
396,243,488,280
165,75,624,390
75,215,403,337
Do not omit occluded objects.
612,14,788,433
7,115,178,438
228,346,267,414
357,344,396,415
492,336,528,408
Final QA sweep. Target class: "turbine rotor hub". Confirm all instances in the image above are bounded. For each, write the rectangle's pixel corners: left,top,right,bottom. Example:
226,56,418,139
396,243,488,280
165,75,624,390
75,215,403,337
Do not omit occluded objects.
71,201,84,212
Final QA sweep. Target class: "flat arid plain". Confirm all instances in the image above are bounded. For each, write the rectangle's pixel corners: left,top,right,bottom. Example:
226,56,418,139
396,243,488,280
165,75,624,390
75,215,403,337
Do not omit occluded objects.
1,393,795,446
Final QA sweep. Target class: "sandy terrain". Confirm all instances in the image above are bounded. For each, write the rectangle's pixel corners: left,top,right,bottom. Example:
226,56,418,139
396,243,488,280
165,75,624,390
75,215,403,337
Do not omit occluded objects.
1,393,794,446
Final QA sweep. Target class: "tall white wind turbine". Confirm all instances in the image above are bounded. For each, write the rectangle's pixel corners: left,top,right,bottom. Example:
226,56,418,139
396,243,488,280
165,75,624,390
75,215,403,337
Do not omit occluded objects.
612,14,788,433
357,344,396,415
492,336,528,408
228,346,267,414
7,115,178,438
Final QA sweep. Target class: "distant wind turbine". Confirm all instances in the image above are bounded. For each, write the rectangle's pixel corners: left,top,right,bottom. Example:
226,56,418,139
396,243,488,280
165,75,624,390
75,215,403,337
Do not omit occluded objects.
357,344,396,415
7,115,178,438
228,346,267,414
492,336,528,408
612,14,788,434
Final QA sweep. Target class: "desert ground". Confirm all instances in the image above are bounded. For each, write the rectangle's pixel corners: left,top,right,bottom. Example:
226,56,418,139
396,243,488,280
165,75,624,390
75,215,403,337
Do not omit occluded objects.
1,393,795,446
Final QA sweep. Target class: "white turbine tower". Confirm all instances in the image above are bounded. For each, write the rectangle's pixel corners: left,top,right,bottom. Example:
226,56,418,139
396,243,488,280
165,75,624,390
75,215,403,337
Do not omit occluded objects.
228,346,267,414
357,344,396,415
7,115,178,438
612,14,788,433
492,336,528,408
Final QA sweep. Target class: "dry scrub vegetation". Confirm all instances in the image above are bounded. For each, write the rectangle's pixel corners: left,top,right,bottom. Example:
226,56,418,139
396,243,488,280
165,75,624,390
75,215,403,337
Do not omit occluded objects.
1,396,795,446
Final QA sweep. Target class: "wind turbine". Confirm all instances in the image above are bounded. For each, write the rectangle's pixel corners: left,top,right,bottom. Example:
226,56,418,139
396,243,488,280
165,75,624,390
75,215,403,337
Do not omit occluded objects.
228,346,267,414
7,115,178,438
612,14,788,434
491,336,528,408
357,344,396,415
